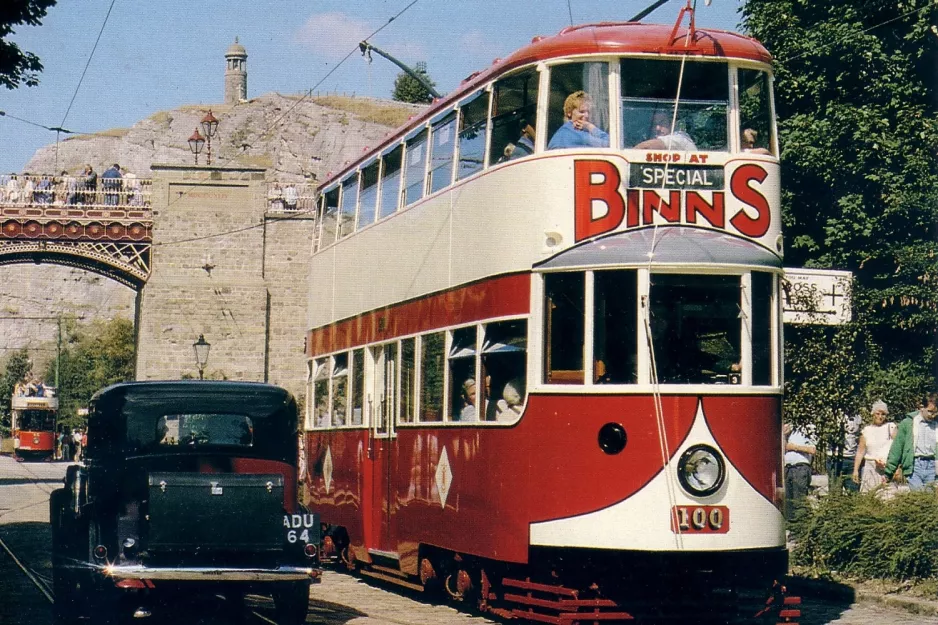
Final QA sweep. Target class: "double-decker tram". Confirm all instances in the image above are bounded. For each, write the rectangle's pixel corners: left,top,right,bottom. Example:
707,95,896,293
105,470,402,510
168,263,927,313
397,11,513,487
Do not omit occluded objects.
11,388,59,461
304,5,797,623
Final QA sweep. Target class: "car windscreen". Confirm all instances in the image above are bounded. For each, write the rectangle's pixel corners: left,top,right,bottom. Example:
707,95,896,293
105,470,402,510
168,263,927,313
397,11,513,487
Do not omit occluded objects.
155,414,254,448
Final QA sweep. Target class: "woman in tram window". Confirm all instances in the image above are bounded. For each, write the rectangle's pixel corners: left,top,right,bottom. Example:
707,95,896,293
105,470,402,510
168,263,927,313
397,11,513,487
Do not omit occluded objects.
547,91,609,149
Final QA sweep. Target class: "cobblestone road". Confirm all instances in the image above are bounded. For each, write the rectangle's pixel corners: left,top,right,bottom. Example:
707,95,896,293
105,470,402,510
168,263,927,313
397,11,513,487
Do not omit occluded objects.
1,454,934,625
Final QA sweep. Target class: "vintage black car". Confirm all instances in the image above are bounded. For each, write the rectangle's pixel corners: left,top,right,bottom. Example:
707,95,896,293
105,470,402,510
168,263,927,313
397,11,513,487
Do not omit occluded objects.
50,381,320,624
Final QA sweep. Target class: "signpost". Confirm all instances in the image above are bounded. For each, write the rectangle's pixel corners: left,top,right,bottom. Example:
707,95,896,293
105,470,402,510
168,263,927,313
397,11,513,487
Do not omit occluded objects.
782,268,853,325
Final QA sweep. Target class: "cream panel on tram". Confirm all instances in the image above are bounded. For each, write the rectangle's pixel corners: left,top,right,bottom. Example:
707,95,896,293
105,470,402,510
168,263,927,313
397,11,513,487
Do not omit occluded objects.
307,150,781,329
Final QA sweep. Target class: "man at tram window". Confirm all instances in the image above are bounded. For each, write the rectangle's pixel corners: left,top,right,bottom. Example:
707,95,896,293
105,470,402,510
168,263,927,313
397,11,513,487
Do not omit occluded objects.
547,91,609,150
508,121,536,160
635,111,697,151
741,128,771,155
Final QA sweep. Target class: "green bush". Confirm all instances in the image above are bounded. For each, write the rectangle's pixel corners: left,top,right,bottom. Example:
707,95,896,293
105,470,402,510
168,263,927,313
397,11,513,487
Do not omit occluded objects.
792,490,938,580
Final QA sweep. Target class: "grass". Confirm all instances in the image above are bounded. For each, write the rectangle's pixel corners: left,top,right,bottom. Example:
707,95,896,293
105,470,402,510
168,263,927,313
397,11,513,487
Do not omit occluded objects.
310,95,417,127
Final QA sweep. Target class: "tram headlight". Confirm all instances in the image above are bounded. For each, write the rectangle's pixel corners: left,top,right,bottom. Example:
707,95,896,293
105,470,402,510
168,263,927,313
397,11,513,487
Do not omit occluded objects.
677,445,725,497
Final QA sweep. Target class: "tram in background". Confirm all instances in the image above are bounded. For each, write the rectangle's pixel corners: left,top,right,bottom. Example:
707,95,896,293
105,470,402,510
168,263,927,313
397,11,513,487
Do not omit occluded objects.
11,389,58,460
303,4,797,623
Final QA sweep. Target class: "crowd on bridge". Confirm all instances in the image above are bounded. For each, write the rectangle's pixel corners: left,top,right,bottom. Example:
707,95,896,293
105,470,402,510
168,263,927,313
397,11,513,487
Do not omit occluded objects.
784,391,938,519
1,164,148,208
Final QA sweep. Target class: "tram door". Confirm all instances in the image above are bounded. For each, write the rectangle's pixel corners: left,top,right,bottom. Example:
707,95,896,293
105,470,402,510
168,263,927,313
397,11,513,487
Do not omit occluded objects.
369,343,397,555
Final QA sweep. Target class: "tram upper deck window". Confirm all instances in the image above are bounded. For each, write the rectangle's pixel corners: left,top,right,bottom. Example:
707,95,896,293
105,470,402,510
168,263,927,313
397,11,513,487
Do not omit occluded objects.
544,272,585,384
649,274,741,385
317,187,340,251
457,91,488,180
404,129,428,206
357,161,380,230
429,113,457,195
621,59,728,151
379,146,403,220
489,69,539,165
738,68,774,155
546,62,610,150
338,175,358,239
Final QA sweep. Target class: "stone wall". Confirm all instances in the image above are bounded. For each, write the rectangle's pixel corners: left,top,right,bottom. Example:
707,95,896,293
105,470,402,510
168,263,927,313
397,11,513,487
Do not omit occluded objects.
136,164,313,400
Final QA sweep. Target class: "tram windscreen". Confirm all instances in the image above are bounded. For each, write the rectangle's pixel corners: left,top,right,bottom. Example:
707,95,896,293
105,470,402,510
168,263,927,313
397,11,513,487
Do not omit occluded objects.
621,59,728,151
649,274,741,384
16,409,55,431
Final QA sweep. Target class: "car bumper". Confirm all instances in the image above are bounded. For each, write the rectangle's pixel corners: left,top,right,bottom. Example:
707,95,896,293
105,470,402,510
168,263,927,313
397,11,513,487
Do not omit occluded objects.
103,564,321,582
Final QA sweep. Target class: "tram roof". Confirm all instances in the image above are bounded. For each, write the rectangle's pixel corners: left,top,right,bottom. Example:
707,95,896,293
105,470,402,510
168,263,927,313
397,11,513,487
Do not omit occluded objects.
320,22,772,191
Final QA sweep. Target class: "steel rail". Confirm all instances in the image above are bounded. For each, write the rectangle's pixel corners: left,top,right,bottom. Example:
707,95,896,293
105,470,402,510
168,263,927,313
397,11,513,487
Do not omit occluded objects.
0,535,55,603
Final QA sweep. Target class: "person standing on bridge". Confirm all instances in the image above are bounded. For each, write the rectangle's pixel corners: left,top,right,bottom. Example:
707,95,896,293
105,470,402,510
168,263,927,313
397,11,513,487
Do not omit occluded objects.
81,164,97,205
102,163,123,206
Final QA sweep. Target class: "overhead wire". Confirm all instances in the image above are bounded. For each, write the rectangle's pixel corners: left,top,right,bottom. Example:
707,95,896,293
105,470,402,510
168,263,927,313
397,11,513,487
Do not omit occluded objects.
152,0,423,249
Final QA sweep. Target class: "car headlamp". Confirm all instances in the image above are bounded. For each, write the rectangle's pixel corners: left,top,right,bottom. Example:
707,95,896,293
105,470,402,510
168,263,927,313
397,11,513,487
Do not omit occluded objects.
677,444,725,497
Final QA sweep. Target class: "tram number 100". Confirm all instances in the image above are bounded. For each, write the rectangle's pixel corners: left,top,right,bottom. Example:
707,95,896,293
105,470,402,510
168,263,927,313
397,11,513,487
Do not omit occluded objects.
670,505,730,534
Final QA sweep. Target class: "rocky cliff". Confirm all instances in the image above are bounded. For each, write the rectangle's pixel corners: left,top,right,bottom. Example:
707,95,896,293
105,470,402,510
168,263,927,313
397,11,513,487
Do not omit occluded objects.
3,93,422,372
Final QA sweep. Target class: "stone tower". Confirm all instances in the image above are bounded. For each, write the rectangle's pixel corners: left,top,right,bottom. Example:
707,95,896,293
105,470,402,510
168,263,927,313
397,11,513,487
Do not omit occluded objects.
224,38,248,105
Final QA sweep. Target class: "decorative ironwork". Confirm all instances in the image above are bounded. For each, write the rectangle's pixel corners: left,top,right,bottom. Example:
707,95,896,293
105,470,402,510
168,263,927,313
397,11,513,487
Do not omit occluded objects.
0,239,150,289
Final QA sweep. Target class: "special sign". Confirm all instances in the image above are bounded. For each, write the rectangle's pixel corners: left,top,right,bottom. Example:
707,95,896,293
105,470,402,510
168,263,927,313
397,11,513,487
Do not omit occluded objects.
573,156,777,248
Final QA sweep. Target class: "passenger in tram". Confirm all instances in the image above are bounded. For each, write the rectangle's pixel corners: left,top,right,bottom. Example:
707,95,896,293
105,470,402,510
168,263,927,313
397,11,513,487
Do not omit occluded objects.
459,378,479,422
508,121,536,160
495,379,525,422
547,91,609,149
741,128,771,155
635,111,697,151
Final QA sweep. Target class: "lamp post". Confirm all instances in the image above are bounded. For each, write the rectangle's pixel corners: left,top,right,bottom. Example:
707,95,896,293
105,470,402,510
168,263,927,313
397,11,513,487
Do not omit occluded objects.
200,110,219,165
188,128,205,164
193,334,211,380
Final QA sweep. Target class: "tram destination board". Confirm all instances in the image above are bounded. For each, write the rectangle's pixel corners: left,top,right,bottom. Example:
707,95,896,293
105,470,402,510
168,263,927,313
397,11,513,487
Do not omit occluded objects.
629,163,724,190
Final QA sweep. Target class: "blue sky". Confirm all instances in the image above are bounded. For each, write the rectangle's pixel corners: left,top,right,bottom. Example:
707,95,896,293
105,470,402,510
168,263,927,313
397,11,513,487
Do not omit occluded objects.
0,0,745,174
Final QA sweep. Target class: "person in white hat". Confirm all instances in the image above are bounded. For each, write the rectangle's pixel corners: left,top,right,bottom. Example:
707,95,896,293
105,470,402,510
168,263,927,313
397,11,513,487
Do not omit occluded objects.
853,400,897,493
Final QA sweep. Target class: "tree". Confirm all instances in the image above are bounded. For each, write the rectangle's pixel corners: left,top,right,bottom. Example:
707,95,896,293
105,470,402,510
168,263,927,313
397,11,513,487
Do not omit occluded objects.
44,317,135,427
1,348,32,431
0,0,57,89
392,61,437,104
742,0,938,441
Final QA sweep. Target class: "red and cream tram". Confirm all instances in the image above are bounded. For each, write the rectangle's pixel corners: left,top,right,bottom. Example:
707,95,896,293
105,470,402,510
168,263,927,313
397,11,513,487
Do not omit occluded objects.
304,6,796,623
11,390,58,461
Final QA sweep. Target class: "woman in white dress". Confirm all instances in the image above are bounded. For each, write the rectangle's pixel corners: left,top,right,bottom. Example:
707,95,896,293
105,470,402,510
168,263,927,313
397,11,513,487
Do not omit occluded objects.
852,400,897,493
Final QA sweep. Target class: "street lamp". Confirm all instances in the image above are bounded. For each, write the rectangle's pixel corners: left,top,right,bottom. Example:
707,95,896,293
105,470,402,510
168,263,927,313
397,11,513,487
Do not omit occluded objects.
193,334,211,380
200,110,219,165
188,128,205,164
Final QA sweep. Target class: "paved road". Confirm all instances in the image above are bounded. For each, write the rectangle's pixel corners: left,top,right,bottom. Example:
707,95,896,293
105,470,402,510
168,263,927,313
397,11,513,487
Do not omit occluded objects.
0,454,933,625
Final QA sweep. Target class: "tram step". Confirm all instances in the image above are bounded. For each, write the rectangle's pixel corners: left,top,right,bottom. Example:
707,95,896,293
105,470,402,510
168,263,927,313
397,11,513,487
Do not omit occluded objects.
370,564,408,578
359,568,424,592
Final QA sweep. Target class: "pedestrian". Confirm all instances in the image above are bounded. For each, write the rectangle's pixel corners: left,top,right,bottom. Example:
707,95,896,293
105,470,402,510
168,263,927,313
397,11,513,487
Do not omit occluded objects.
72,428,83,461
884,392,938,491
784,422,816,521
827,412,862,493
852,400,897,494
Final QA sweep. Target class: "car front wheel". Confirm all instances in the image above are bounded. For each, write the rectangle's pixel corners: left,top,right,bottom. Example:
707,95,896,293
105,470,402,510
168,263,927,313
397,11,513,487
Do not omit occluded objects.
272,580,310,625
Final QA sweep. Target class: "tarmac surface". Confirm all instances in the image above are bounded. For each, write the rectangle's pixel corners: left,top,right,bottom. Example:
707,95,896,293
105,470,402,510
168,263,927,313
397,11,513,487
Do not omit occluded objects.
1,453,936,625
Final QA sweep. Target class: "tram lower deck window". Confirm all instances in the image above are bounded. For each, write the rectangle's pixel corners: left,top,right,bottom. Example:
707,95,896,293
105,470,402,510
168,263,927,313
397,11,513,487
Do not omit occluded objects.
544,272,585,384
649,274,741,385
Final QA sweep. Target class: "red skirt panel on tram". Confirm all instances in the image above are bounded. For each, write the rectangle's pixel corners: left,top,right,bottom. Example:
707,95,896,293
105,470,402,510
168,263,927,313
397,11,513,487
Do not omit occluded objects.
305,393,784,566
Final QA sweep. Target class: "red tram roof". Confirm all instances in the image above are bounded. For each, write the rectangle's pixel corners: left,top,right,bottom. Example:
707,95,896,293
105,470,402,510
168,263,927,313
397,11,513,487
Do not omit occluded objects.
320,22,772,190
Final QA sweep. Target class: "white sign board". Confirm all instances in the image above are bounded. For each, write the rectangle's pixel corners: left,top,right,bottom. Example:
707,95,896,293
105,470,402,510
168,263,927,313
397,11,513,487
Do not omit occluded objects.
782,268,852,325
